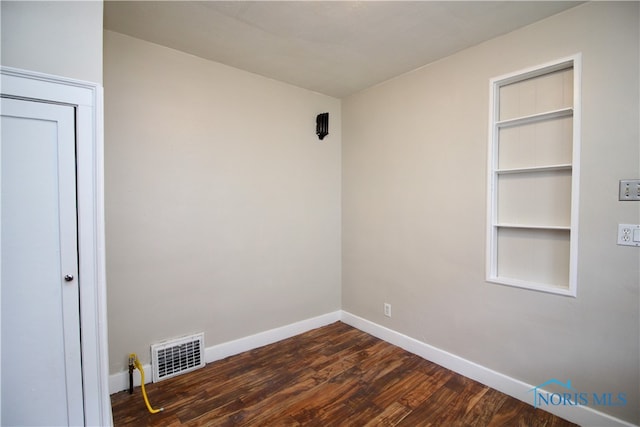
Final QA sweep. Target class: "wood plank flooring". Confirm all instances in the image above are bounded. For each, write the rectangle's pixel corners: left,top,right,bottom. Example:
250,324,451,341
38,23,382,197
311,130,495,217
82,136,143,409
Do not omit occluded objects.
111,322,577,426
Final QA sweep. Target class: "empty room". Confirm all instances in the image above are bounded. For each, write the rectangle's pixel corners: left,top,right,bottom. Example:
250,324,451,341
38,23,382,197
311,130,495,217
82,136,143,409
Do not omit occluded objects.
1,1,639,426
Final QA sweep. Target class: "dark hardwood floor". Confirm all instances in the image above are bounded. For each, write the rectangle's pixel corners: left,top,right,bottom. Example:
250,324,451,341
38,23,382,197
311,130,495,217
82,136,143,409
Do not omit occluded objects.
111,322,577,426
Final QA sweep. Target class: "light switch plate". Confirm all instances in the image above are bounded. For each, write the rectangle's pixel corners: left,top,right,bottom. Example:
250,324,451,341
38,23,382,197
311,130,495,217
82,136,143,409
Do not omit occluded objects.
617,224,640,247
619,179,640,201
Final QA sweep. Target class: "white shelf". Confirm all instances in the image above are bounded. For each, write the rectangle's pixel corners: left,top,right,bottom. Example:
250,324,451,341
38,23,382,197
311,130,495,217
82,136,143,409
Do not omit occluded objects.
495,223,570,230
496,164,572,174
488,275,573,296
487,55,581,297
496,107,573,129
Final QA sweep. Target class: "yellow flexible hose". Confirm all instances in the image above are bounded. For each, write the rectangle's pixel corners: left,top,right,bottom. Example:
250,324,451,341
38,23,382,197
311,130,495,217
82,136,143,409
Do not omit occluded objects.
129,353,164,414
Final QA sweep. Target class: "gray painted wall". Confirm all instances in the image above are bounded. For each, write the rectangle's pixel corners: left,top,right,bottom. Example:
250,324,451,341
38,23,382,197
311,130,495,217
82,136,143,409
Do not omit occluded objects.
104,31,342,374
1,1,103,83
342,3,639,423
3,1,637,423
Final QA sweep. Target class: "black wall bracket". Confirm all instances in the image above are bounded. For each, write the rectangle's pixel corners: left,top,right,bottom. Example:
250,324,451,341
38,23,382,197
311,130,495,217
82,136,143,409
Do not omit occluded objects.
316,112,329,140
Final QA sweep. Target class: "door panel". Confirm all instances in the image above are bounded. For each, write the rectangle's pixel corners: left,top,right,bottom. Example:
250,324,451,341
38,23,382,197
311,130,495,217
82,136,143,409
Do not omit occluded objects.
1,97,84,426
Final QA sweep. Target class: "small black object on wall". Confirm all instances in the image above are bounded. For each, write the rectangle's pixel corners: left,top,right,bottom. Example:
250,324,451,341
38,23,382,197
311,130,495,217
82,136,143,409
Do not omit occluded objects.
316,113,329,140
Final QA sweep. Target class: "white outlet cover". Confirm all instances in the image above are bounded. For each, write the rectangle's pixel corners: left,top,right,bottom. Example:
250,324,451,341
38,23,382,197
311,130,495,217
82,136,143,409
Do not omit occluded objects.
617,224,640,247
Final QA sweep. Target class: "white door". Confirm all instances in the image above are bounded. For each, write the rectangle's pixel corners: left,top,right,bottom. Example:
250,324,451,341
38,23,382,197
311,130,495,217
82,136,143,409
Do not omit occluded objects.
1,97,84,426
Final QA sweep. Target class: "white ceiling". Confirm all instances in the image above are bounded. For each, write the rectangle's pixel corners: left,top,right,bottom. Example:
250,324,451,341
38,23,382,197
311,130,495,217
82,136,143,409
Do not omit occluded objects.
104,1,581,98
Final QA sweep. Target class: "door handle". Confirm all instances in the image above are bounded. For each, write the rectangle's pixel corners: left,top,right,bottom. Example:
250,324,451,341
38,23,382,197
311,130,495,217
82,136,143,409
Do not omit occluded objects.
64,275,74,282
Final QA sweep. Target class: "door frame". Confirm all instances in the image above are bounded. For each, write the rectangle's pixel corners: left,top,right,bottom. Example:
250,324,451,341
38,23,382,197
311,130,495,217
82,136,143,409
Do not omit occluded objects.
1,66,112,426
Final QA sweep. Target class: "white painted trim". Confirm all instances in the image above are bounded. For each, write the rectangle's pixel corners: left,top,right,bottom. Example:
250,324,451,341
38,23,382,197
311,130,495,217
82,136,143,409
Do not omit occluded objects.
109,311,342,394
340,311,637,427
1,66,112,427
205,311,342,363
109,362,152,395
568,53,582,297
109,310,636,426
486,54,581,297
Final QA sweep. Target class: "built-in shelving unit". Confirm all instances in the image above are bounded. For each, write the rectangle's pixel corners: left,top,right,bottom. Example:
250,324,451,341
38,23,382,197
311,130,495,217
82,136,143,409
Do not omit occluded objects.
487,55,581,296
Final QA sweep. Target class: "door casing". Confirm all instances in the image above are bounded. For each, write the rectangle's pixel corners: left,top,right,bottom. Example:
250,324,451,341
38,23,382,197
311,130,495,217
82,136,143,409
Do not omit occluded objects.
0,66,111,426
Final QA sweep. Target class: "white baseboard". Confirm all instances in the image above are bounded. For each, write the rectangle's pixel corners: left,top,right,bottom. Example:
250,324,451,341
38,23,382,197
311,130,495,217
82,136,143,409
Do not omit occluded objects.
108,309,636,427
204,311,342,363
109,311,341,394
340,311,637,427
109,362,152,395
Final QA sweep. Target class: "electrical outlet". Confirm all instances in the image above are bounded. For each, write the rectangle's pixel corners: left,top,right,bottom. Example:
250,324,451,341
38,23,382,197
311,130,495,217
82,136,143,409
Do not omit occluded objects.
384,303,391,317
619,179,640,201
617,224,640,247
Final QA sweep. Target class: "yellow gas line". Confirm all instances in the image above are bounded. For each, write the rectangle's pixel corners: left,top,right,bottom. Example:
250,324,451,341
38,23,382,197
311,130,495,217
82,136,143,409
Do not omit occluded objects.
129,353,164,414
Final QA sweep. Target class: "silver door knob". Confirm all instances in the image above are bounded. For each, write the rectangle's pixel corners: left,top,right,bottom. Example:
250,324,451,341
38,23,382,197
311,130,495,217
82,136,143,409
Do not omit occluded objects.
64,275,74,282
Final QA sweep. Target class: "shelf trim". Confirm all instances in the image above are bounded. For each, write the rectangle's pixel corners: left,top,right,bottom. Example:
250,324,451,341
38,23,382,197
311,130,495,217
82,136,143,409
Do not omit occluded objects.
496,164,572,174
496,107,573,129
486,53,581,298
494,223,571,230
487,275,573,296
